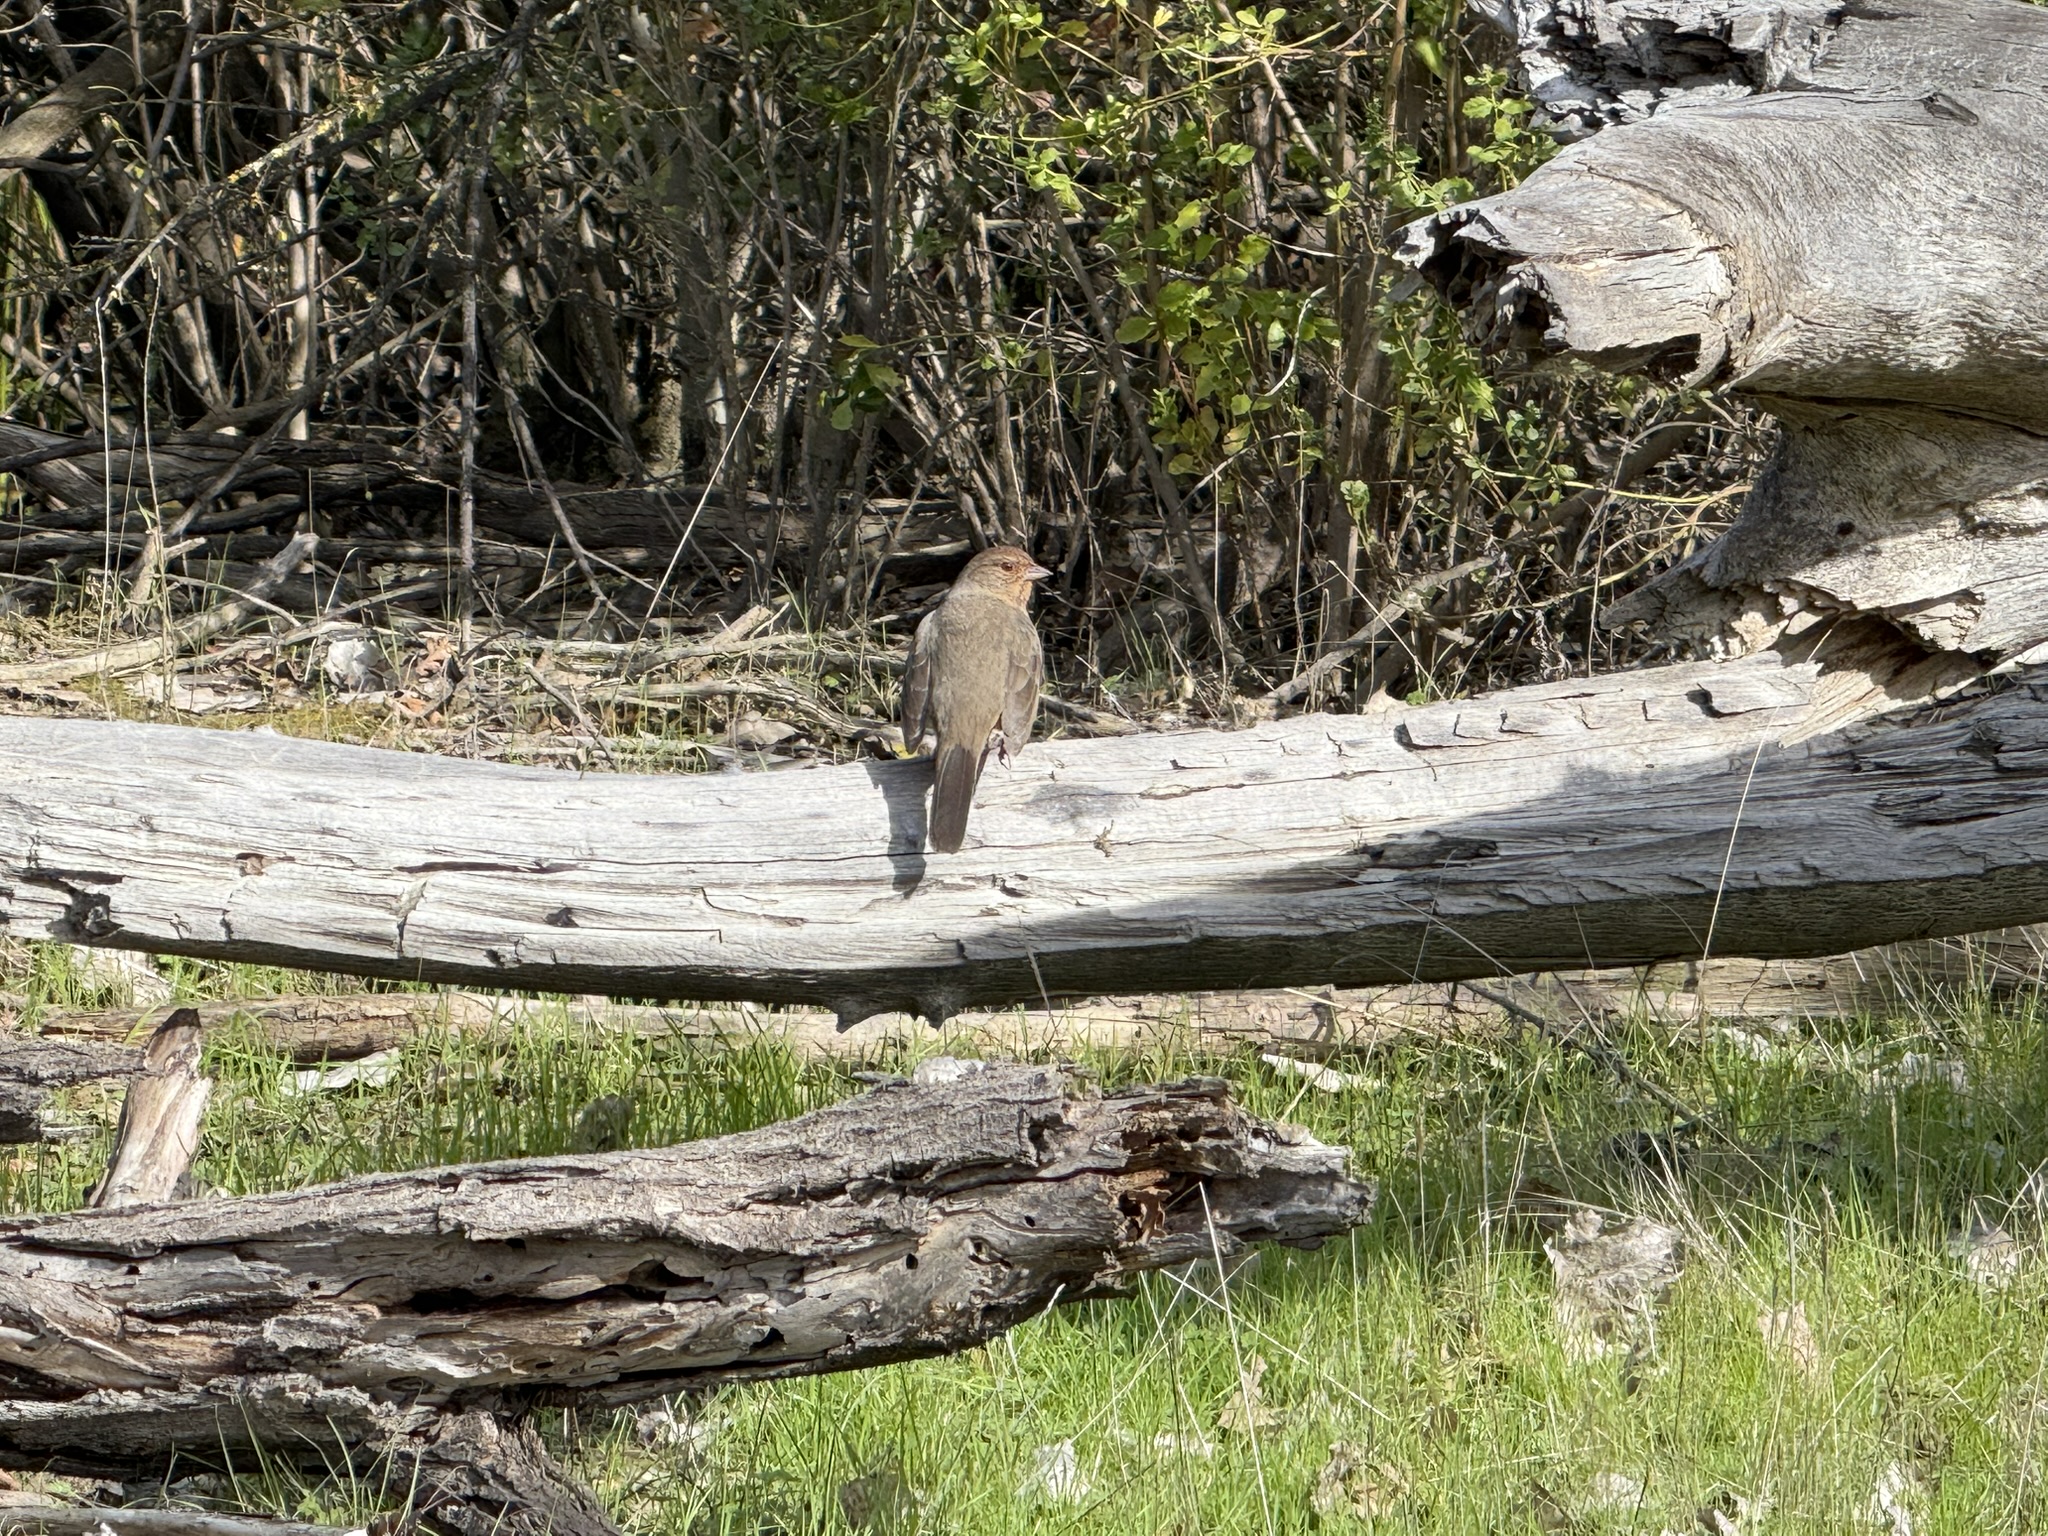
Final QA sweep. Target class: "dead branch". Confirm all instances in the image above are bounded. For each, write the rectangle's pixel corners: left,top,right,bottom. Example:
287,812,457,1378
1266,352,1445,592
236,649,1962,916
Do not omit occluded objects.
0,1065,1371,1479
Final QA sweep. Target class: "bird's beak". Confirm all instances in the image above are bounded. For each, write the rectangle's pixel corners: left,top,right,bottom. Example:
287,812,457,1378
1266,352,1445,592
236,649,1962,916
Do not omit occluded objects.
1025,563,1053,581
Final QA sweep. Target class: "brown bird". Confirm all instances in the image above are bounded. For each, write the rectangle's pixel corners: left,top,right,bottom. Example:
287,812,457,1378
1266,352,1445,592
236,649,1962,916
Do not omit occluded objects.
900,545,1050,853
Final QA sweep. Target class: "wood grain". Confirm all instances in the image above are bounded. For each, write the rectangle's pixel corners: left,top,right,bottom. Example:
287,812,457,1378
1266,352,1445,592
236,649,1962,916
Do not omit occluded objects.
6,652,2048,1022
0,1065,1371,1478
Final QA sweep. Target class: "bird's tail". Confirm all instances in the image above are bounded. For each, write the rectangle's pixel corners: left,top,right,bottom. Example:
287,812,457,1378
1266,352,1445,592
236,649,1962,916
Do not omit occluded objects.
928,742,982,853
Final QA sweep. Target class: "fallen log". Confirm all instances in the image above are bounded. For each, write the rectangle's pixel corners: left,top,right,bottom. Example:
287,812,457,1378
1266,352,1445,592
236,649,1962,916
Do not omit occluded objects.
0,1064,1371,1483
0,1035,139,1142
25,922,2048,1067
1402,0,2048,691
0,1511,353,1536
5,650,2048,1020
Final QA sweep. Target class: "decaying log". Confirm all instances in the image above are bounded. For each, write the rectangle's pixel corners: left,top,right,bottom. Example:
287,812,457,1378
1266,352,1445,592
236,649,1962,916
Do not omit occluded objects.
0,1035,140,1142
6,650,2048,1020
86,1013,208,1208
1403,0,2048,684
0,1065,1371,1479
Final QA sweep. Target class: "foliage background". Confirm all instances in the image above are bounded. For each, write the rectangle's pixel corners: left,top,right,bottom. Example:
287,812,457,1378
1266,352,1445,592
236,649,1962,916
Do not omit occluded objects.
0,0,1759,719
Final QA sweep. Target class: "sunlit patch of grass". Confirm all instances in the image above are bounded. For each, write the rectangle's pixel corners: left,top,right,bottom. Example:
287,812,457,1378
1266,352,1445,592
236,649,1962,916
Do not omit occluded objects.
9,939,2048,1531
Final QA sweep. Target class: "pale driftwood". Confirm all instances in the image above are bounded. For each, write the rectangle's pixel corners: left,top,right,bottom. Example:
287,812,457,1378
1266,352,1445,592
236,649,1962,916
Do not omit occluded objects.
0,535,315,689
86,1012,208,1208
0,1065,1371,1480
0,1509,353,1536
1404,0,2048,681
6,650,2048,1020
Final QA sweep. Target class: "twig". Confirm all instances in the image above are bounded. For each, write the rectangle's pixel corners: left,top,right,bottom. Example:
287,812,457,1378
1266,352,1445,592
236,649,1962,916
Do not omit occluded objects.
1457,980,1744,1153
1261,555,1495,711
0,531,314,687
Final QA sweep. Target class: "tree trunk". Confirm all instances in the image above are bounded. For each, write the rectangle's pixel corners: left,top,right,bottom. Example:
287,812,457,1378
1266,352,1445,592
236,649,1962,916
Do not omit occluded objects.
1402,0,2048,678
4,647,2048,1022
0,1065,1371,1479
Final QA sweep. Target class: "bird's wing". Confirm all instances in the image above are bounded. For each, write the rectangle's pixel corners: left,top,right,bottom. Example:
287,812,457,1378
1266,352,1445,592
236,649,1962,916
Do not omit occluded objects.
1000,616,1044,750
901,609,938,752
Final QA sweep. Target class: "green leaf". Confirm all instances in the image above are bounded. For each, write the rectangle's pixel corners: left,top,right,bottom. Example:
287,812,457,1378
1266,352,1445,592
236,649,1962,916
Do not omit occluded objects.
830,400,855,431
1116,313,1154,343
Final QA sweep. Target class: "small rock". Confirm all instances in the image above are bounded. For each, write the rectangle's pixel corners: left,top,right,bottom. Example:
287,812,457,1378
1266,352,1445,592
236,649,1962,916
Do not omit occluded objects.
1017,1440,1090,1505
323,634,387,694
1585,1470,1646,1512
1867,1460,1916,1536
570,1094,635,1152
1950,1207,2028,1289
731,712,799,750
1546,1207,1684,1362
1758,1301,1822,1377
839,1456,917,1532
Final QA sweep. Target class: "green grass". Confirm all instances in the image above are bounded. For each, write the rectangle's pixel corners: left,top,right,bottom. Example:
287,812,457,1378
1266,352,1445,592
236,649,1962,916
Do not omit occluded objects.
11,944,2048,1532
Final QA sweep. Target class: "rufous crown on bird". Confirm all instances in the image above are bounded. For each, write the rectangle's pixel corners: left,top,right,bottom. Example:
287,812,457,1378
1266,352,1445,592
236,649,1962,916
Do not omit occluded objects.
953,545,1051,602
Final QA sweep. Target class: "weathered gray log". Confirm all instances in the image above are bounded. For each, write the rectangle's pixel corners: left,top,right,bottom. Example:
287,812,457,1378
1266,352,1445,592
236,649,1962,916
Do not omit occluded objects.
0,1509,353,1536
5,650,2048,1020
1403,0,2048,677
0,1036,140,1143
0,1065,1370,1479
86,1012,208,1208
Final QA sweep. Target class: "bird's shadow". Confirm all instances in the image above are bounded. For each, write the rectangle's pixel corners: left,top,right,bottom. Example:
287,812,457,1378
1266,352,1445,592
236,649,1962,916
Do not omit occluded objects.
863,757,931,892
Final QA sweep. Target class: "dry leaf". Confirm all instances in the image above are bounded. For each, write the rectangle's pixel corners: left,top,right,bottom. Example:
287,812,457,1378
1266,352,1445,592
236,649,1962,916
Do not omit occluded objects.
1545,1208,1684,1361
1312,1442,1408,1521
1217,1353,1282,1435
1757,1301,1821,1377
1950,1207,2028,1289
1017,1440,1090,1505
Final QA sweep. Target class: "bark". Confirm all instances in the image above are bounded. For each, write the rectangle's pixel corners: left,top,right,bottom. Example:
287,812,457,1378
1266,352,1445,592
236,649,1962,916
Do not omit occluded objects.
0,1511,352,1536
5,649,2048,1021
86,1013,208,1208
1401,0,2048,673
0,1065,1371,1478
0,1036,140,1143
0,423,765,558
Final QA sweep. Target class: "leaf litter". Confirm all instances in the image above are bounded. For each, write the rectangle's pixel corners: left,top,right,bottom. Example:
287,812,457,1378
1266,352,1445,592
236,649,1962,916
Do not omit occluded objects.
1544,1207,1685,1362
